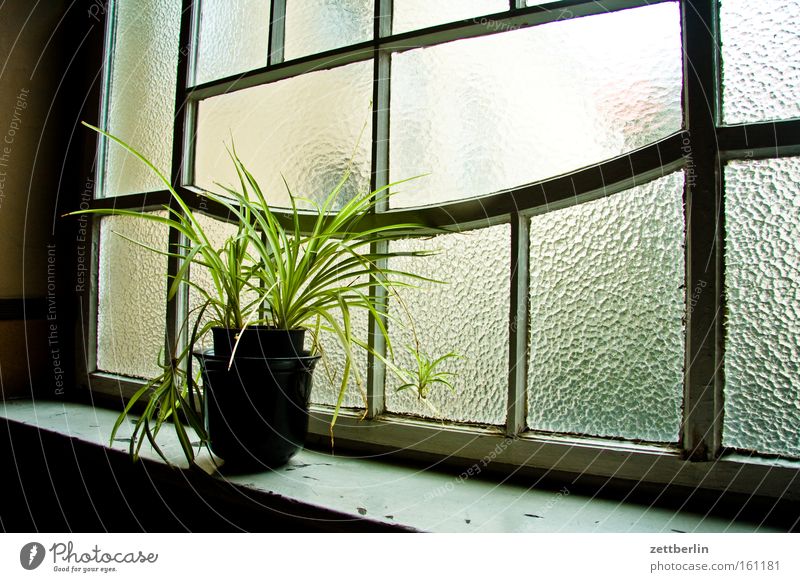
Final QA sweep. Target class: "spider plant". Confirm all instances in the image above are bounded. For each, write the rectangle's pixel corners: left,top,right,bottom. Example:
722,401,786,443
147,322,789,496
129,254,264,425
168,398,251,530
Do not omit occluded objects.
73,124,262,333
394,344,460,400
108,311,208,464
209,148,438,428
68,124,267,465
69,122,441,464
387,288,460,408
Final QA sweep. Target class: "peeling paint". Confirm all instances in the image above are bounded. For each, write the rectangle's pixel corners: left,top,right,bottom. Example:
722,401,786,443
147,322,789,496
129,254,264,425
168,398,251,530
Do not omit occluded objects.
284,462,333,471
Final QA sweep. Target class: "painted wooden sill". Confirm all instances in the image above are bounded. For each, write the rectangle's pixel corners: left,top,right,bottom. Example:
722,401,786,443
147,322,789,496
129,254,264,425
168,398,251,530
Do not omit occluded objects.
0,399,777,533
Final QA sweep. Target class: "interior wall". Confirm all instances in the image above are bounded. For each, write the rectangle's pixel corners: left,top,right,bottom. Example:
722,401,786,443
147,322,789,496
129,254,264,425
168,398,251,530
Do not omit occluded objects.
0,0,96,399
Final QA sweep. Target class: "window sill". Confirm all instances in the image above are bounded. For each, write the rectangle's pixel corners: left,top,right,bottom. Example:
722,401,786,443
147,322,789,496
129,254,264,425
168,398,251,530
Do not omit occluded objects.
0,399,790,533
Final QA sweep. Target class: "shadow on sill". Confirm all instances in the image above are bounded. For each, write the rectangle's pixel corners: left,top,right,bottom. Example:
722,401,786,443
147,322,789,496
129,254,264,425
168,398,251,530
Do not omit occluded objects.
0,415,411,533
2,396,797,533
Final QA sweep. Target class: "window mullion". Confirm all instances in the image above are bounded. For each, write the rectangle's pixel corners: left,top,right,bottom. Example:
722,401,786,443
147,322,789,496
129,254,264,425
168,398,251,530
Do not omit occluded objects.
717,119,800,160
95,0,118,200
269,0,287,66
681,0,724,461
506,213,529,436
182,0,200,182
165,0,196,358
87,0,118,378
366,0,392,419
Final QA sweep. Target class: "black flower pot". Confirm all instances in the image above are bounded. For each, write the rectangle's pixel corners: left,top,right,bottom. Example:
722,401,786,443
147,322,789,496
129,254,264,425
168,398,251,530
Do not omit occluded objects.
211,325,306,358
195,349,320,470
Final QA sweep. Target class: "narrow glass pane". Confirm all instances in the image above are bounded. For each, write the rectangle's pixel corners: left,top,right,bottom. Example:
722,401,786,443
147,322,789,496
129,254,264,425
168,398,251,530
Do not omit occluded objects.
724,157,800,458
527,173,686,442
720,0,800,124
194,0,270,86
392,0,508,35
194,61,373,210
104,0,181,197
386,224,510,425
97,213,168,379
284,0,373,61
390,2,682,207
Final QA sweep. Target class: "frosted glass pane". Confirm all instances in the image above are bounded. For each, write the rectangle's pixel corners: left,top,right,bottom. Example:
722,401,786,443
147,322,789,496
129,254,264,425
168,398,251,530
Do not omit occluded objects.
284,0,373,61
386,225,510,425
724,158,800,458
720,0,800,124
527,173,686,442
393,0,508,35
390,2,682,208
194,0,269,85
97,213,168,379
195,61,372,210
187,213,247,352
104,0,181,197
311,305,369,409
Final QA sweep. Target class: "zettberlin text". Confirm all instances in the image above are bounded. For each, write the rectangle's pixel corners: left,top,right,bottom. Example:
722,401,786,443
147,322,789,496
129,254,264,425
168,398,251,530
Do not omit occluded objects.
650,544,709,554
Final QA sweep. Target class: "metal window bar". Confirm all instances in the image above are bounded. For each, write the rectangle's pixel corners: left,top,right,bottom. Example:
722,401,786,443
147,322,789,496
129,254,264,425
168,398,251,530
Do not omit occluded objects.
506,213,529,436
681,0,724,461
94,0,118,202
85,0,119,381
166,1,197,365
269,0,287,66
366,0,393,418
717,118,800,161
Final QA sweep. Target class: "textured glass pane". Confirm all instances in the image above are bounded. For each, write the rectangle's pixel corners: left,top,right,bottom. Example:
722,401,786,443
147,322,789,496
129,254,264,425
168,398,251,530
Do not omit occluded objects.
390,2,682,208
527,173,686,442
187,213,249,353
195,61,372,210
393,0,508,35
284,0,373,61
386,225,510,425
311,305,369,409
724,158,800,458
194,0,269,85
720,0,800,124
97,213,168,379
104,0,181,197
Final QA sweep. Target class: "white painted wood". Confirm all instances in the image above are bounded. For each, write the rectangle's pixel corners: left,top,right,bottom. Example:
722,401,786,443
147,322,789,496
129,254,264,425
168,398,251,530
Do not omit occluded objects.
307,406,800,501
0,400,781,532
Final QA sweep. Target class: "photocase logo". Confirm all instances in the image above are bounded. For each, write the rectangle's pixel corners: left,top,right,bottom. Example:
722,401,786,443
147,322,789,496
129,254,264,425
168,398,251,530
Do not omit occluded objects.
20,542,46,570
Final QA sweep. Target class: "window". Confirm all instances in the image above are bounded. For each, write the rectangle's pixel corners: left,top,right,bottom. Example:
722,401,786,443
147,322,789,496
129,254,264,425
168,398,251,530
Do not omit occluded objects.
83,0,800,498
